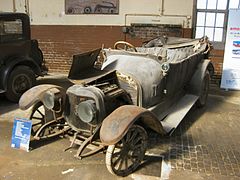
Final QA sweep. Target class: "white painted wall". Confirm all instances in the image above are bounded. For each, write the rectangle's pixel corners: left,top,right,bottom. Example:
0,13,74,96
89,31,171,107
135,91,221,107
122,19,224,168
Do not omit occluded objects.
0,0,14,12
0,0,194,27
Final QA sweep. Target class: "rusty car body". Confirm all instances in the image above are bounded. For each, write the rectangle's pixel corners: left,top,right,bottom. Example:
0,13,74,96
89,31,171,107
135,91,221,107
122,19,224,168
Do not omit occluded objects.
19,36,213,176
19,84,70,140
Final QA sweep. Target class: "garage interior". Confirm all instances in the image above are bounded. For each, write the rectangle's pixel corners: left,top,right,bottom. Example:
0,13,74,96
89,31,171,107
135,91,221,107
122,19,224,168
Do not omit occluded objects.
0,0,240,179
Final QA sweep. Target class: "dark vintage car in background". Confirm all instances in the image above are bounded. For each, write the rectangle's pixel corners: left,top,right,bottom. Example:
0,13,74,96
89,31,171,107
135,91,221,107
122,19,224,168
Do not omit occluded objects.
0,12,47,102
19,36,213,176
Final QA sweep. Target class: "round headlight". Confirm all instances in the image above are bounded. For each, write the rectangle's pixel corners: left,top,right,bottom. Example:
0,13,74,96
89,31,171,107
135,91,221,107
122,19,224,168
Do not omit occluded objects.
42,91,55,109
76,100,96,123
161,62,170,72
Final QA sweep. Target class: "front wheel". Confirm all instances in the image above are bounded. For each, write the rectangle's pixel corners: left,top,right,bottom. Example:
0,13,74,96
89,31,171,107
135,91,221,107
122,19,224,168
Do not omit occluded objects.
5,66,36,102
105,125,148,177
29,102,67,140
196,70,210,107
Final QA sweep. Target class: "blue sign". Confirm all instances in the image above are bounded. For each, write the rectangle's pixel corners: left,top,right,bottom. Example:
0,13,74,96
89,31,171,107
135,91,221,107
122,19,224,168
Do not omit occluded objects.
11,117,32,151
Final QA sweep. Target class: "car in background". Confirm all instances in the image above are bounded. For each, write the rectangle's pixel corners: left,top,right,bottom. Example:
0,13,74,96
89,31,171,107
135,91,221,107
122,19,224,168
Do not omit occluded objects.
0,12,47,102
94,1,117,14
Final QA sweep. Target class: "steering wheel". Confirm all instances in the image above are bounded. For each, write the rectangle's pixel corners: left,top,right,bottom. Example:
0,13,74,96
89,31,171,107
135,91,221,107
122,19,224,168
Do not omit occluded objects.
114,41,137,52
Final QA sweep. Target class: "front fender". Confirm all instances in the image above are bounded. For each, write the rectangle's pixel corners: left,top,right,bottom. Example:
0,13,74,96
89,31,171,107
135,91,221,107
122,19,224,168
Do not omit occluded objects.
100,105,165,145
19,84,65,110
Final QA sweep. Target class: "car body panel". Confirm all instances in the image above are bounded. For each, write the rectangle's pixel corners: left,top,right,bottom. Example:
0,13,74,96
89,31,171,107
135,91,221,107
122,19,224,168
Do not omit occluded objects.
100,105,165,145
19,84,65,110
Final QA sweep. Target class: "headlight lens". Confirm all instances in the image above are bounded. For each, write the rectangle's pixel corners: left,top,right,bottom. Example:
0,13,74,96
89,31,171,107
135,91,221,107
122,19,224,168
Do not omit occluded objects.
42,91,55,109
76,100,96,123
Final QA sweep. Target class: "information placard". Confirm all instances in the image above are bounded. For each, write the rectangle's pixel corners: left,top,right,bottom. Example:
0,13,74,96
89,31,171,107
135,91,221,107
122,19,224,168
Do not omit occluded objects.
11,117,32,152
221,9,240,90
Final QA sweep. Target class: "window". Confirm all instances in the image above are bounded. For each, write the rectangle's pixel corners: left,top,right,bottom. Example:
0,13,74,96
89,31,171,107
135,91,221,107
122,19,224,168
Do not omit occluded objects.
194,0,240,49
0,19,23,43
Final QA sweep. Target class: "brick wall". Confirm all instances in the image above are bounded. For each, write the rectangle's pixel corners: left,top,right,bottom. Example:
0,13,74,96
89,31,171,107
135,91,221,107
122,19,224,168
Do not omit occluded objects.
31,25,125,72
209,49,224,85
31,25,191,73
31,25,223,85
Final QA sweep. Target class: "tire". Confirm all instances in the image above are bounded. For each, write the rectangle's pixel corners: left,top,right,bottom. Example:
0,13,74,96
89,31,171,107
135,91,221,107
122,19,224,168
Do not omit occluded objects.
29,102,66,140
196,70,210,107
67,7,74,14
29,102,46,136
109,8,115,14
5,66,36,102
84,7,92,14
105,125,148,177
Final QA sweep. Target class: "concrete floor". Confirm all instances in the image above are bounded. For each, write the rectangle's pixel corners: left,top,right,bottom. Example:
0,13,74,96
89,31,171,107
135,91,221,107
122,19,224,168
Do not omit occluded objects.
0,74,240,180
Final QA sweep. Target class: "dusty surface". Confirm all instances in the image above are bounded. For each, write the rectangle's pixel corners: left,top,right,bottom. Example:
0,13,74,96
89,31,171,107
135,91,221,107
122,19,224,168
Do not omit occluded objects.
0,74,240,180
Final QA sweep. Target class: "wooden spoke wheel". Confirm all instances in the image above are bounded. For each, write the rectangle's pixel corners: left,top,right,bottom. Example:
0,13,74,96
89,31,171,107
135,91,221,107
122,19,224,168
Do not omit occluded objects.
29,102,65,139
29,102,46,136
105,125,148,177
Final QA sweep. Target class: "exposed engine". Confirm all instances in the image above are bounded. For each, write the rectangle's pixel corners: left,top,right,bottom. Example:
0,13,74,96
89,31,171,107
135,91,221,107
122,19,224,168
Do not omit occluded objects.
64,71,132,134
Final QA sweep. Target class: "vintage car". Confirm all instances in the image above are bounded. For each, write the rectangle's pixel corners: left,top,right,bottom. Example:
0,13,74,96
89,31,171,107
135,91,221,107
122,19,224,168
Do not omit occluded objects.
66,0,117,14
94,1,117,14
0,13,47,102
19,36,213,176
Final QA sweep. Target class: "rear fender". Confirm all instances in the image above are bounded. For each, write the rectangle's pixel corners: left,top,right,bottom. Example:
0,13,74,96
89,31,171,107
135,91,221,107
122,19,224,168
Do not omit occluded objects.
188,59,213,96
19,84,66,110
100,105,166,145
0,57,42,90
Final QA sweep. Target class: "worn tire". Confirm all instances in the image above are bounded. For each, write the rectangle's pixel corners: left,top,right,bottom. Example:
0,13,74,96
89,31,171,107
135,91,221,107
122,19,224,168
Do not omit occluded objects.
105,125,148,177
196,70,210,107
5,66,36,102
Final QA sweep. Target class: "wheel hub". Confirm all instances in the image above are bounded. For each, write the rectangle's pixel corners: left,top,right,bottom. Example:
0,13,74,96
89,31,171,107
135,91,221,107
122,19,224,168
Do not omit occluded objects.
13,74,30,93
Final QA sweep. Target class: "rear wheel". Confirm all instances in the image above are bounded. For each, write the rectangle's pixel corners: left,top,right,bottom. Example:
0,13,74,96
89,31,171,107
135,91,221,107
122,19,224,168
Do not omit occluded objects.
5,66,36,102
105,125,148,177
196,70,210,107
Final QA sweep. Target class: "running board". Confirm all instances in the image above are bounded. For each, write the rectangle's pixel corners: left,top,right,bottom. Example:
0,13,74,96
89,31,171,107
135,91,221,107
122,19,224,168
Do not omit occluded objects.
161,94,198,135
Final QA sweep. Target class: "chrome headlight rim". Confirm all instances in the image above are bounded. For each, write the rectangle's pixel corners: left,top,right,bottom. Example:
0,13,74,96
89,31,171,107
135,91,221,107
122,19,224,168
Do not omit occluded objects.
76,100,97,123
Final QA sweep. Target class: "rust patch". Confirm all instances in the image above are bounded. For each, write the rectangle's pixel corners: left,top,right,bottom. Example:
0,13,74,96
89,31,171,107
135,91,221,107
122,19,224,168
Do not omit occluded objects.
100,105,165,145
